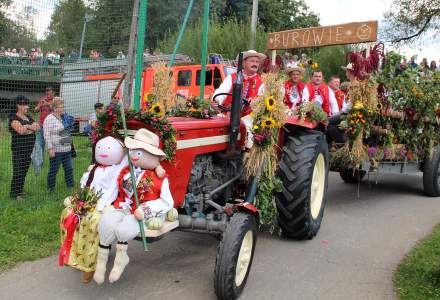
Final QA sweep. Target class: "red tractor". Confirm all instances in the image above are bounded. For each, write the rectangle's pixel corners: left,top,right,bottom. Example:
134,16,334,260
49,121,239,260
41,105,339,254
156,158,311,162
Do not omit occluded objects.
125,56,329,299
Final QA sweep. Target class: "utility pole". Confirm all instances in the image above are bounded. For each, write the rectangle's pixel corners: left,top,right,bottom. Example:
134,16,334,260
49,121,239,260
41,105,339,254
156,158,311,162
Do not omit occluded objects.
250,0,258,50
123,0,140,107
79,13,91,60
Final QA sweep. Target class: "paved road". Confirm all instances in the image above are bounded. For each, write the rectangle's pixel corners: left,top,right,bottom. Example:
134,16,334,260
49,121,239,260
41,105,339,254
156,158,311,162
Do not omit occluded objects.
1,173,439,300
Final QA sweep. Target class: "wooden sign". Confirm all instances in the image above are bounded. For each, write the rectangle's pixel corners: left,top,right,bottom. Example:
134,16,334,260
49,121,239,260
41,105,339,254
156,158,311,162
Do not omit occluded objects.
267,21,378,50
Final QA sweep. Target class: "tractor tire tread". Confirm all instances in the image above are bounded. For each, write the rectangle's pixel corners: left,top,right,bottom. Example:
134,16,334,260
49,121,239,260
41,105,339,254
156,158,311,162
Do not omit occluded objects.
214,213,257,300
275,131,329,240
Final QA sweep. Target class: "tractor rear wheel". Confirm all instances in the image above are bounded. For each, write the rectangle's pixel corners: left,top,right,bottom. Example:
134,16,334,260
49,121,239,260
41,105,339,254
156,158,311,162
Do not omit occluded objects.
339,168,366,184
423,146,440,197
214,213,257,300
275,131,329,240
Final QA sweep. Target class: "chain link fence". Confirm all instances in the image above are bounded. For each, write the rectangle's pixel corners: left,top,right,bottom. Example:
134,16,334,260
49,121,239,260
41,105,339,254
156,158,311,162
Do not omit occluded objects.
0,0,134,203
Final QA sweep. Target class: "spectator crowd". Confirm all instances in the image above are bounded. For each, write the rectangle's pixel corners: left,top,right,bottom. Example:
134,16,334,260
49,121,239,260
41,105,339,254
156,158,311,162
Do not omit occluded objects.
398,55,440,77
0,46,108,65
7,87,77,201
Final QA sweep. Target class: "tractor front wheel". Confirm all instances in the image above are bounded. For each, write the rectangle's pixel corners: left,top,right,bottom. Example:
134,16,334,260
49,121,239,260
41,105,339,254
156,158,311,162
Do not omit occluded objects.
214,213,257,300
423,146,440,197
275,131,329,240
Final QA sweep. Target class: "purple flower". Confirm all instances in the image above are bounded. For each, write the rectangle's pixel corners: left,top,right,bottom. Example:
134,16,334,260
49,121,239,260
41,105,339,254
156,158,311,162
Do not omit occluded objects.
367,146,377,157
399,147,407,158
383,148,392,159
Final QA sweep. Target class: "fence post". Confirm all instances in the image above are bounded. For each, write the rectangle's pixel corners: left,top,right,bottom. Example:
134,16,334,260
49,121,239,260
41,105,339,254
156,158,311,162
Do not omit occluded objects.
199,0,210,100
123,0,140,108
133,0,149,111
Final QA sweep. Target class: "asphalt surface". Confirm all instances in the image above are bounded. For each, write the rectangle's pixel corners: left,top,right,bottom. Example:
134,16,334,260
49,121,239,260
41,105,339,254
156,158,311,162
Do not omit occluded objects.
1,172,439,300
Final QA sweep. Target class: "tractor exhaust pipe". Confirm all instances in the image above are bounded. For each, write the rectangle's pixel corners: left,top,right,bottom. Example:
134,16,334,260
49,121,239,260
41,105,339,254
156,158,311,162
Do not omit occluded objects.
229,52,244,153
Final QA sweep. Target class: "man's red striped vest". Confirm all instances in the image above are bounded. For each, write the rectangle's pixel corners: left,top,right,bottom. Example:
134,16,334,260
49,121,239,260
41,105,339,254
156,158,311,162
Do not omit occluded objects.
335,90,345,110
283,80,305,109
305,83,330,115
113,166,165,213
224,73,263,117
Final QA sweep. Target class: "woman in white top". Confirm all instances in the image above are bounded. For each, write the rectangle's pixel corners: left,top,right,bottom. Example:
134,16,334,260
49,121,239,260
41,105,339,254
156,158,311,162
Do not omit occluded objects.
43,98,74,191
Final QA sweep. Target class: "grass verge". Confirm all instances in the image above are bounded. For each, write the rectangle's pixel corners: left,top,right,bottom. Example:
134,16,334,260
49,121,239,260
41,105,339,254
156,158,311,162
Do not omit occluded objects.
0,121,91,272
394,224,440,300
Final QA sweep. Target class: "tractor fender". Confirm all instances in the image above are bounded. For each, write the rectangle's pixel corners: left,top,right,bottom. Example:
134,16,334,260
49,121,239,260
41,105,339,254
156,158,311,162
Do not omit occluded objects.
284,115,320,129
234,202,259,220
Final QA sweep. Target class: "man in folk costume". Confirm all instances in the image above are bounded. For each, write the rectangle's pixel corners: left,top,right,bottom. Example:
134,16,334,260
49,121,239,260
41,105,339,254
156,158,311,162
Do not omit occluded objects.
302,69,340,117
326,65,355,144
94,129,174,284
328,75,345,110
213,49,266,148
282,65,306,109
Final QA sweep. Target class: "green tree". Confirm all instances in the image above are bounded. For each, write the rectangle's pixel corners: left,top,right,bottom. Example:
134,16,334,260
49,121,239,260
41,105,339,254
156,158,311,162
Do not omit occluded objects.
382,0,440,44
315,46,350,80
258,0,319,31
85,0,133,57
210,0,319,31
158,18,268,62
0,0,36,48
84,0,206,57
45,0,88,51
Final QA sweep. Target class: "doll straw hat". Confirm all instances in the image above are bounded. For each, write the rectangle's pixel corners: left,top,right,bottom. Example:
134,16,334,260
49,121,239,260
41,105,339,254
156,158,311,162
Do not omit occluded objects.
124,128,166,158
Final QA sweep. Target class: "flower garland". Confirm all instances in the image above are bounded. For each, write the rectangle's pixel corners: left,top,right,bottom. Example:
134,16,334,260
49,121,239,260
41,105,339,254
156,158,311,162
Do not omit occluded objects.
244,73,286,225
97,103,177,161
171,96,219,119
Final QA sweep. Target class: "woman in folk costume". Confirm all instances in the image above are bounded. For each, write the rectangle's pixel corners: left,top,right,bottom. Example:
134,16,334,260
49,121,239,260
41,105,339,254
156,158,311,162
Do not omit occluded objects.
59,135,128,283
94,128,174,284
301,69,340,117
282,65,306,110
213,49,266,148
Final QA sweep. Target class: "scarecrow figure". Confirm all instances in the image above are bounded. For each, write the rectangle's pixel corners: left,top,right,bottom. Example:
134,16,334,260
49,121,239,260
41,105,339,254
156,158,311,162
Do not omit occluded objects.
94,128,174,284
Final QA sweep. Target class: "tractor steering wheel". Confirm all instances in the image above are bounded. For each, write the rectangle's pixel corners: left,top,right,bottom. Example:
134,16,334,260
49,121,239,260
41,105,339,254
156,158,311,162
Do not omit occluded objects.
213,93,250,113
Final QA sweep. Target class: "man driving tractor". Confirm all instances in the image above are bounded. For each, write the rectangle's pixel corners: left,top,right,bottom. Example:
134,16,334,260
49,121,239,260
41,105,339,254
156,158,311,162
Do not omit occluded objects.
213,49,266,148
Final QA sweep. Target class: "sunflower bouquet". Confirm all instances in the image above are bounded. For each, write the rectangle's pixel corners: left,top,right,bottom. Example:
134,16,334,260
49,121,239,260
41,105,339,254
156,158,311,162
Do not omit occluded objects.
244,73,286,226
143,93,165,117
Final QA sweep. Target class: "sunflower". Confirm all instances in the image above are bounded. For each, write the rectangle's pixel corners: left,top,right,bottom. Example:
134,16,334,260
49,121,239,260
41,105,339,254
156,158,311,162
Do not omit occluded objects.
353,102,364,110
265,96,276,111
261,117,276,128
311,62,319,69
149,104,164,117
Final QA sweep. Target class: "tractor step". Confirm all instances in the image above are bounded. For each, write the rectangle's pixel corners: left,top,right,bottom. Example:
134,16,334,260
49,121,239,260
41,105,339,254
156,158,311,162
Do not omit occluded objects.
143,220,179,238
